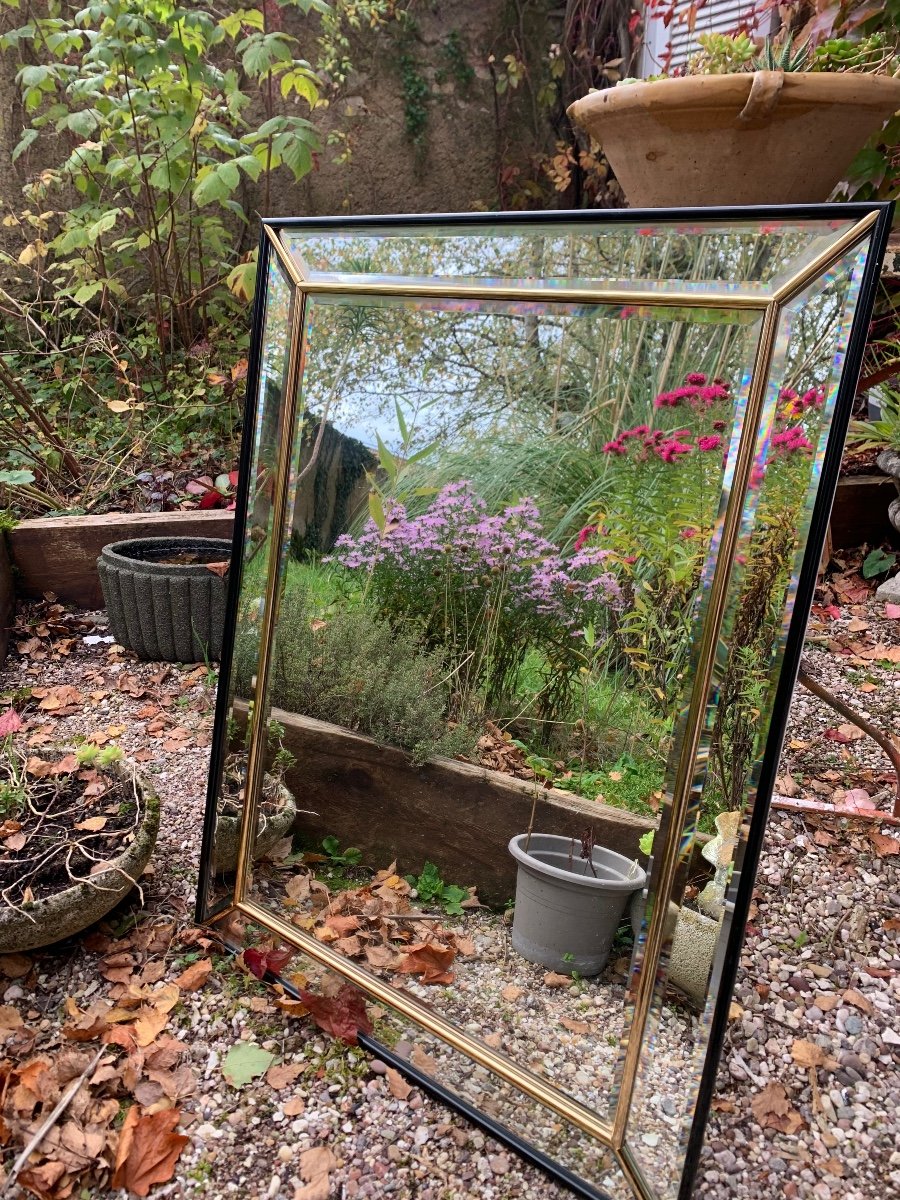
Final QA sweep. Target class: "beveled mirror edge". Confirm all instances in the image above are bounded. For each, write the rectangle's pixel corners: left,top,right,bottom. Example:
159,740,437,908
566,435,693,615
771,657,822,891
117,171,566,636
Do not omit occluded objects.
675,198,895,1200
616,208,884,1166
195,202,895,1200
195,223,273,923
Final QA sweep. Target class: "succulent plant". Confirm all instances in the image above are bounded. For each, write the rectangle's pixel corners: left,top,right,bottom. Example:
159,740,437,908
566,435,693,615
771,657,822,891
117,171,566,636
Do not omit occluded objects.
753,34,813,73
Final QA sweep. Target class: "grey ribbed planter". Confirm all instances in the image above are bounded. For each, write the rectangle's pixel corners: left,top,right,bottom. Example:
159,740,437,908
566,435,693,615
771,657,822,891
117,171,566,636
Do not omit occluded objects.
508,833,645,976
98,537,230,662
0,766,160,953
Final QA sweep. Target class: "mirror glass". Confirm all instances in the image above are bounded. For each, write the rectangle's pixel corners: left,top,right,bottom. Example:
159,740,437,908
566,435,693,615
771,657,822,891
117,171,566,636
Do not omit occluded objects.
200,210,885,1200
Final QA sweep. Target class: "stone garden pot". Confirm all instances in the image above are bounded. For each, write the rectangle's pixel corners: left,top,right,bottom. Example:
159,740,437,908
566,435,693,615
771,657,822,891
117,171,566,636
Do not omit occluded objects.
98,536,230,662
628,887,721,1006
213,783,298,875
568,73,900,208
876,450,900,537
508,833,645,976
0,767,160,954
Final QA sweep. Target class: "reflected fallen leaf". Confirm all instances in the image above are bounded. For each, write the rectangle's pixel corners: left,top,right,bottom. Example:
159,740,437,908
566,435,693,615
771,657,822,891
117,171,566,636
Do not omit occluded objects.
543,972,570,988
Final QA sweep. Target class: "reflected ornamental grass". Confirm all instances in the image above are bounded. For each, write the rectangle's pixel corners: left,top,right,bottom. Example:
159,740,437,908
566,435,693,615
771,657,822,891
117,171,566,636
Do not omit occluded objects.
327,481,623,720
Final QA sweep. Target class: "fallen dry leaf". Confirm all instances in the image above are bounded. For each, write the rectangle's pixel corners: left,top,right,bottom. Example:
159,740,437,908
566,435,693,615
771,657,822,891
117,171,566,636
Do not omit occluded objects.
111,1106,189,1197
871,832,900,857
543,971,570,988
396,942,456,985
500,985,523,1003
385,1066,412,1100
173,958,213,992
409,1045,439,1075
265,1062,305,1090
560,1018,591,1035
294,1145,337,1200
283,1095,306,1117
298,984,372,1046
75,816,108,832
842,988,873,1015
749,1081,805,1133
791,1038,825,1068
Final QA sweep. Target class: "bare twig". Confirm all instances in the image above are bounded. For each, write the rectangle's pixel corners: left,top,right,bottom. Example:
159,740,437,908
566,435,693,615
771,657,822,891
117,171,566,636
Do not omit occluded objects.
0,1046,105,1198
799,657,900,819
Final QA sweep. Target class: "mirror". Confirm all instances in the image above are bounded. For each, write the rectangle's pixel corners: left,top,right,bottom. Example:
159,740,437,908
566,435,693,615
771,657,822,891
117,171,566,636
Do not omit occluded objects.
197,207,890,1200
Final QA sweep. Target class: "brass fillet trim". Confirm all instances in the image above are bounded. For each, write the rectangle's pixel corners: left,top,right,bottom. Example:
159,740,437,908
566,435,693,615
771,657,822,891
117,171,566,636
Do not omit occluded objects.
271,276,769,310
616,1140,656,1200
264,225,305,288
772,211,878,307
233,284,308,903
236,897,617,1148
610,300,781,1151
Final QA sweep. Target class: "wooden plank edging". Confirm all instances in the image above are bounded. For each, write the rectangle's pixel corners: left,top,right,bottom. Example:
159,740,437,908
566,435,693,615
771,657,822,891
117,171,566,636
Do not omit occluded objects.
6,509,235,609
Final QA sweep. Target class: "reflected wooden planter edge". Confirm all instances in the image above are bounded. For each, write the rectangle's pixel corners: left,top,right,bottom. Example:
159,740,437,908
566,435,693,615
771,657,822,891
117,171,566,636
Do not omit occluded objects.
267,706,655,908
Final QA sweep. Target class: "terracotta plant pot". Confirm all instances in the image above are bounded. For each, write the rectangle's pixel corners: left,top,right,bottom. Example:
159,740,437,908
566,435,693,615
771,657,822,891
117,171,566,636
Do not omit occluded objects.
98,536,230,662
568,72,900,207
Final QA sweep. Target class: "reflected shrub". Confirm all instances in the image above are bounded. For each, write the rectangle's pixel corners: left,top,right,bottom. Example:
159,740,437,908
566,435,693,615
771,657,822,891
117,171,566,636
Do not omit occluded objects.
327,481,624,722
236,583,478,766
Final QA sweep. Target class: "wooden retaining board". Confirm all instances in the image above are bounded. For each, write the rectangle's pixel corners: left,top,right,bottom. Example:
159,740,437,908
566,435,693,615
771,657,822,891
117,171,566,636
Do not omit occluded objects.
269,707,654,908
7,510,235,609
830,475,899,550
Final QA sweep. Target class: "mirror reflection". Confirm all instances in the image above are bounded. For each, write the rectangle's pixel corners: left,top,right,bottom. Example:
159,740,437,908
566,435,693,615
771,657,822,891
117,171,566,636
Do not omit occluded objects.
200,213,881,1200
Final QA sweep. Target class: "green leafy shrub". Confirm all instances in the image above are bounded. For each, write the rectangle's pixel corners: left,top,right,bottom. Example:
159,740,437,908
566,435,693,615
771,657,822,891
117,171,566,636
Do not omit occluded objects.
0,0,325,355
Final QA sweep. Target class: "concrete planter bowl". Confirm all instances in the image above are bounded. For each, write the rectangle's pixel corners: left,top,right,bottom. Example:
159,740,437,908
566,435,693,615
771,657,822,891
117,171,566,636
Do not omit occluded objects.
568,72,900,207
98,537,230,662
213,783,298,875
508,833,646,976
0,766,160,954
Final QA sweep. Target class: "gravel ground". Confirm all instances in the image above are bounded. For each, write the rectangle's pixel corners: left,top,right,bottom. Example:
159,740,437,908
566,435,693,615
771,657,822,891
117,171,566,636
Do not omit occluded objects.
0,594,897,1200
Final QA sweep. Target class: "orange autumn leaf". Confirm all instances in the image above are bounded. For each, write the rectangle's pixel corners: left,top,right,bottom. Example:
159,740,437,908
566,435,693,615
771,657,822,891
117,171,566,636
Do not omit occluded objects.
173,958,213,992
111,1106,189,1196
396,942,456,985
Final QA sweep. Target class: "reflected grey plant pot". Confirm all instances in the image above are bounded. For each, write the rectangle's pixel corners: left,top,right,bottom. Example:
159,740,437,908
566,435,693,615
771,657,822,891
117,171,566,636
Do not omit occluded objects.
97,537,230,662
508,833,646,977
0,767,160,954
213,784,297,875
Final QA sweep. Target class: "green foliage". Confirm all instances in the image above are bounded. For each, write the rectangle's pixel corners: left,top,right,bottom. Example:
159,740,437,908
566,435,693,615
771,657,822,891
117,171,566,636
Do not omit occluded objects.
847,387,900,452
689,32,756,74
398,51,429,144
753,34,812,73
321,835,363,866
437,31,474,92
404,861,470,916
0,0,326,356
863,547,898,578
235,572,478,765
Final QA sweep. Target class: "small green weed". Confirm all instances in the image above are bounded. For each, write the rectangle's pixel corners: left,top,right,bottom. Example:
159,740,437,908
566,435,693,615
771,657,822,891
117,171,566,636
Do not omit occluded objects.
405,861,470,916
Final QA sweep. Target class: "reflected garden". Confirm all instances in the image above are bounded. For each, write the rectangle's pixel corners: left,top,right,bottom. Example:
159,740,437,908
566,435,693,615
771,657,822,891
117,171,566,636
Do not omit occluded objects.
198,209,889,1200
